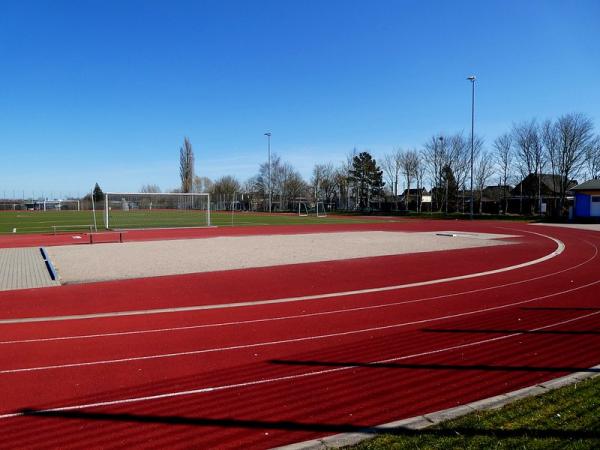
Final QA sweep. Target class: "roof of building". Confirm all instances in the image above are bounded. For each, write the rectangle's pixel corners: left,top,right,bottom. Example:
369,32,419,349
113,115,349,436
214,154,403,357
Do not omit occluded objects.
513,173,577,194
571,179,600,191
481,185,511,202
401,188,428,195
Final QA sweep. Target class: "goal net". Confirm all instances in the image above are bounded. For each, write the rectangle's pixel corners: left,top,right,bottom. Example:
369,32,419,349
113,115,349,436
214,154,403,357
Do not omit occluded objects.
43,200,81,211
102,192,211,230
297,201,328,217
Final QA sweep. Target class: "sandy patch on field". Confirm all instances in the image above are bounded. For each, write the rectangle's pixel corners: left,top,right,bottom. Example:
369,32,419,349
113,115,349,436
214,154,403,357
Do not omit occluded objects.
46,231,516,284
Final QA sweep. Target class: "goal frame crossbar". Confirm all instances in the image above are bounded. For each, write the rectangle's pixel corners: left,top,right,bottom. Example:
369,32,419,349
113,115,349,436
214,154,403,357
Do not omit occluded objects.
103,192,211,230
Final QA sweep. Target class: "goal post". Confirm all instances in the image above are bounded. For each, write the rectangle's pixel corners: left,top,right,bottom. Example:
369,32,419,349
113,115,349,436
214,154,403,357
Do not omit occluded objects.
298,202,309,217
316,201,327,217
102,192,211,230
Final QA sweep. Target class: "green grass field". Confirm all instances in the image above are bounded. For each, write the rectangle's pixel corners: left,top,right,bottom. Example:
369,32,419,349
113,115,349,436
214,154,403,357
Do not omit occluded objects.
0,210,376,234
350,375,600,450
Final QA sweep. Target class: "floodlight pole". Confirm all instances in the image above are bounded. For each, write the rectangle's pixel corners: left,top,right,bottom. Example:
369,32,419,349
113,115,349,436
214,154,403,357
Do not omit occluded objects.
439,136,445,214
467,75,476,219
264,132,272,213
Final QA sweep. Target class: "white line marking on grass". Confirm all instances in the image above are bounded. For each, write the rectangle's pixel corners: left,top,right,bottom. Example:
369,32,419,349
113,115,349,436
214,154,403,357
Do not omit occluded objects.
2,271,599,375
1,310,597,420
0,231,565,325
1,239,596,345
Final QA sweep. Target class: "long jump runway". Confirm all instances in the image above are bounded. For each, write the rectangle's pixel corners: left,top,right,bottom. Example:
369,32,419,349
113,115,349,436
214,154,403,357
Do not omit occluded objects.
0,220,598,448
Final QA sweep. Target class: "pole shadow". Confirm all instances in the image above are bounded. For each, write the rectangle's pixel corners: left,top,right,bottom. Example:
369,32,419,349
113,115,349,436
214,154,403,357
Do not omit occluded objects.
268,359,600,373
18,409,600,440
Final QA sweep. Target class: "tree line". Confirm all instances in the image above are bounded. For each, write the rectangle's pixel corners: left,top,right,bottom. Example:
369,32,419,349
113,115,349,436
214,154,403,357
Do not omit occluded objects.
144,112,599,215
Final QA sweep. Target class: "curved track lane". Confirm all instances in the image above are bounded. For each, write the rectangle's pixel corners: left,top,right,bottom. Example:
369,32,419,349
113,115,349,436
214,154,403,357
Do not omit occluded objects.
0,221,598,448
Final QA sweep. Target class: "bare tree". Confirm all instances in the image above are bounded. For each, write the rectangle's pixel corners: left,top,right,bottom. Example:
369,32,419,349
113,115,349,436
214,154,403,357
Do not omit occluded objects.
381,149,403,202
140,184,161,193
415,152,427,212
257,153,282,211
243,176,260,211
585,136,600,179
211,175,241,210
192,176,213,193
275,162,306,210
543,113,596,212
423,135,448,211
512,120,545,213
447,134,467,184
283,170,308,209
312,163,336,204
399,150,419,209
474,151,495,213
273,159,289,209
179,137,195,193
494,133,513,213
423,133,481,212
335,148,358,210
255,154,307,211
449,133,482,213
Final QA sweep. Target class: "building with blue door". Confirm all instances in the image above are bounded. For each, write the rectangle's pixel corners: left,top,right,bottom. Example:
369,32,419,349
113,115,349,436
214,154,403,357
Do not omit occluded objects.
572,180,600,218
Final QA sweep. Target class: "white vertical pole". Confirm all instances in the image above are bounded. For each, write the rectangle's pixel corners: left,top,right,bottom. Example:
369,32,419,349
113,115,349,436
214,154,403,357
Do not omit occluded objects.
104,194,109,229
91,190,98,232
207,194,211,226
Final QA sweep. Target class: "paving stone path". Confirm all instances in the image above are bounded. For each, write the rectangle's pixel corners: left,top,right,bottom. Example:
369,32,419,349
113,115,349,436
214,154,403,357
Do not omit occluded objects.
0,248,60,291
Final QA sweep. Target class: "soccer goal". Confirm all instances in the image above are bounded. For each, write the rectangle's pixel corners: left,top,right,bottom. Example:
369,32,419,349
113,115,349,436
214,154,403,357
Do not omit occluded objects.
102,192,211,230
316,201,327,217
298,202,309,217
42,199,81,211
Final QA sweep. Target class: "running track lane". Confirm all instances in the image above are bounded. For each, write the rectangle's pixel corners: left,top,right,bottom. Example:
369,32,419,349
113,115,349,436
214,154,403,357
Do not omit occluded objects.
0,221,598,448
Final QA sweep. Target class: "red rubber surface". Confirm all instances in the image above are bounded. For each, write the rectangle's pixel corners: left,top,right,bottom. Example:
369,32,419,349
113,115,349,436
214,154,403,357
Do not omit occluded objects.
0,220,599,449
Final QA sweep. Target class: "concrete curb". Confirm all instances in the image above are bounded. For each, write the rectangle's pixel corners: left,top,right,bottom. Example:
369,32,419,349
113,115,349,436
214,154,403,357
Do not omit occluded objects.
271,364,600,450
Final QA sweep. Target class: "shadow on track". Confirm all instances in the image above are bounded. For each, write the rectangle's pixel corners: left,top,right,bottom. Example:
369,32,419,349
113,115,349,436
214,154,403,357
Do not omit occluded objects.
18,409,600,440
420,328,600,335
268,359,600,373
520,307,600,311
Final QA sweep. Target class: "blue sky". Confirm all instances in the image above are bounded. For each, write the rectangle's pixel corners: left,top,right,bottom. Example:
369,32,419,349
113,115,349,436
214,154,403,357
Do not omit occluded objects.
1,0,599,197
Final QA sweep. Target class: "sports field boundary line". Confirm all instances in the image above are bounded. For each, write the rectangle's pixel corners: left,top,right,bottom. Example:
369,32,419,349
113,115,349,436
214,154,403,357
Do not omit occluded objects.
272,364,600,450
0,230,564,325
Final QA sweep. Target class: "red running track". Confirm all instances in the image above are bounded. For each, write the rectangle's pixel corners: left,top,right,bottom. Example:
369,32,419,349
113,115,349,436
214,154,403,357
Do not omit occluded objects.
0,220,599,448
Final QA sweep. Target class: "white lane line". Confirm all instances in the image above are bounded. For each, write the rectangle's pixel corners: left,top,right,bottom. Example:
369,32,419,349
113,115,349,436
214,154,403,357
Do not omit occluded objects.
1,239,596,346
1,309,597,420
0,231,564,325
2,272,599,375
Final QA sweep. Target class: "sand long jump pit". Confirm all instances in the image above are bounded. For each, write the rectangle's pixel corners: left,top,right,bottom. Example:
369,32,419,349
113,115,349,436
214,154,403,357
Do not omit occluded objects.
45,231,518,284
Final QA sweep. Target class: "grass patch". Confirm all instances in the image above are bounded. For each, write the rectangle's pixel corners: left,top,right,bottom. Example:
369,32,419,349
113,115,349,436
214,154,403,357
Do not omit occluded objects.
0,210,378,234
349,375,600,449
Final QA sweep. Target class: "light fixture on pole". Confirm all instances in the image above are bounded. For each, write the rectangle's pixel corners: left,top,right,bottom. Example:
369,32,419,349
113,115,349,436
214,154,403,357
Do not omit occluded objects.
264,132,272,213
467,75,476,219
